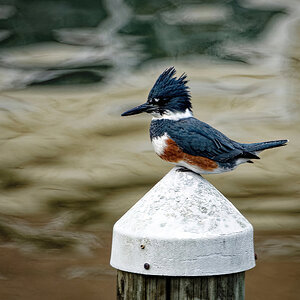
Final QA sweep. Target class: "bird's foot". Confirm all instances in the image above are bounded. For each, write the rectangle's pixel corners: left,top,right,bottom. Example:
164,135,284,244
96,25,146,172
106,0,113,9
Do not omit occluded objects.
176,166,189,173
175,166,203,177
176,166,195,174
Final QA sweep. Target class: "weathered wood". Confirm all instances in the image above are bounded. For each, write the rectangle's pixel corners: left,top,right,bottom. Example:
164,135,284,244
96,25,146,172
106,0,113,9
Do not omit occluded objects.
117,270,245,300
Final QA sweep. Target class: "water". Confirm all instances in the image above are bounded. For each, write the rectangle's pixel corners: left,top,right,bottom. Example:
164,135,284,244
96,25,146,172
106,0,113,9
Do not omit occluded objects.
0,0,299,299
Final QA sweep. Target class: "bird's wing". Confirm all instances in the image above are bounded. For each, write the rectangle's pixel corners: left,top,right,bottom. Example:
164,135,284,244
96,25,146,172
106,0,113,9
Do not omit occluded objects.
166,118,244,162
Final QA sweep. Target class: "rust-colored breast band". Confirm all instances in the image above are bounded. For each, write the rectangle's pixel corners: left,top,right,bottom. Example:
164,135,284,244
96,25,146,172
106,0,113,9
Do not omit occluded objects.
159,138,218,171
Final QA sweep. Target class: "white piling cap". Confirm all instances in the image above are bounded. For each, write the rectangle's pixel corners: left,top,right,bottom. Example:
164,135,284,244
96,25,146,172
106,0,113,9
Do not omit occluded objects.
110,167,255,276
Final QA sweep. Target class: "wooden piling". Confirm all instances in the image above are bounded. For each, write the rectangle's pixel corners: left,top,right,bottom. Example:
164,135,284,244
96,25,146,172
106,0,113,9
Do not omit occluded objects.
117,270,245,300
111,167,255,299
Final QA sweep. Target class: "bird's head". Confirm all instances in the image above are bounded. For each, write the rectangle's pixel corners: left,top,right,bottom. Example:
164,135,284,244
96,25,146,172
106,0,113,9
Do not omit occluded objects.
121,67,192,119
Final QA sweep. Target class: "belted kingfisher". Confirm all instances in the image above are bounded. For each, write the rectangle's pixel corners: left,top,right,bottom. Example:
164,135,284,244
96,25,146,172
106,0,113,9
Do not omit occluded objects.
121,67,288,174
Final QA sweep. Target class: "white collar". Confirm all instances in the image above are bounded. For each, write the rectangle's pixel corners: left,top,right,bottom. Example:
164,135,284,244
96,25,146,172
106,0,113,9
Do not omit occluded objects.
152,109,193,121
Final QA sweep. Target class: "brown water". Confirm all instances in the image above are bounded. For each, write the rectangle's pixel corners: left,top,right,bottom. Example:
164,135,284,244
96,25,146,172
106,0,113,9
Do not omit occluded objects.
0,0,299,299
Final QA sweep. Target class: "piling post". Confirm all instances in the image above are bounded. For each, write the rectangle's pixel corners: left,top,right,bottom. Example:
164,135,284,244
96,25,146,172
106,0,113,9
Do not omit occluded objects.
110,167,255,299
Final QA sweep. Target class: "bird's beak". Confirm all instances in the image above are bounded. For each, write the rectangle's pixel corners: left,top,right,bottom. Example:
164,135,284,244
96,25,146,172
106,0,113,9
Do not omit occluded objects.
121,103,152,116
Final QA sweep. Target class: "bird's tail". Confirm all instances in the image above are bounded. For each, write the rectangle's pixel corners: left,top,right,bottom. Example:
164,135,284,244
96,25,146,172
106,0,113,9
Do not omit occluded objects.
244,139,288,153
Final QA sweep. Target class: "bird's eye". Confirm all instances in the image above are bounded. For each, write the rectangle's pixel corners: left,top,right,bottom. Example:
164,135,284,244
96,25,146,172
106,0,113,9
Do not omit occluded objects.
149,98,161,105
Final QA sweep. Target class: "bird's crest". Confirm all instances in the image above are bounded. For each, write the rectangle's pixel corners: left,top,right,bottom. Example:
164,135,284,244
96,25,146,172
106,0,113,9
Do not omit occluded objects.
148,67,192,112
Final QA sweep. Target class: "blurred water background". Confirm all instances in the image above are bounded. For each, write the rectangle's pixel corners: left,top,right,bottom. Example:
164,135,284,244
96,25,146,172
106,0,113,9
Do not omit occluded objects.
0,0,299,299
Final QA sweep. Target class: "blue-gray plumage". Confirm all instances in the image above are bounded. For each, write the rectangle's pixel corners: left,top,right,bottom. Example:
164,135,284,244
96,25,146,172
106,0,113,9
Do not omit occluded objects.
122,67,288,174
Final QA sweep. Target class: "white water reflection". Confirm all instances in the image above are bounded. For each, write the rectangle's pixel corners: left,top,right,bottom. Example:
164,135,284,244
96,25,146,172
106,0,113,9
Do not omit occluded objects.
0,0,143,89
161,4,231,25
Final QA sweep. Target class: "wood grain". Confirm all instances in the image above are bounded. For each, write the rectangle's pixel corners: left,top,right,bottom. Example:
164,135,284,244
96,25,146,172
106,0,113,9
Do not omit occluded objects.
117,270,245,300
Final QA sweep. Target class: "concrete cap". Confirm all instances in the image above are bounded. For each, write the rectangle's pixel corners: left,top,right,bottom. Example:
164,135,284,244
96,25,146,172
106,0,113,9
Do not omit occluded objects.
110,167,255,276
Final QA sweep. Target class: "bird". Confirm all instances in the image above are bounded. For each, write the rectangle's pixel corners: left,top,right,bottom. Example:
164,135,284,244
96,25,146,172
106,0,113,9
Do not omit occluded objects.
121,67,288,175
